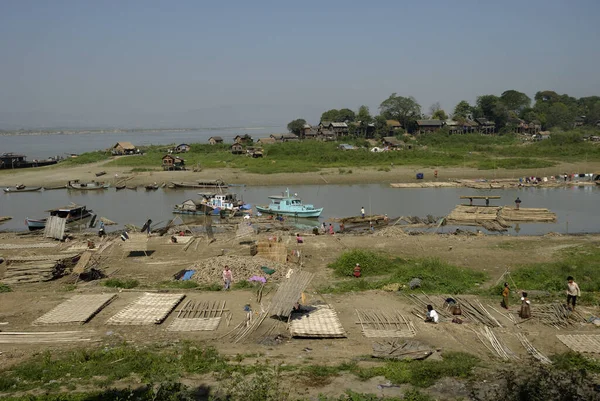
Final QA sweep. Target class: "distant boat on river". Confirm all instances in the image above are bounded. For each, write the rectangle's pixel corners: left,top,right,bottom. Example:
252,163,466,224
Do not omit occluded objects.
3,186,42,193
171,180,228,189
67,180,109,190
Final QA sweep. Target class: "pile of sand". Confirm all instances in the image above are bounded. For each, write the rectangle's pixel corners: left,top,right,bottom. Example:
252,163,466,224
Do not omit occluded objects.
374,226,408,238
190,255,290,285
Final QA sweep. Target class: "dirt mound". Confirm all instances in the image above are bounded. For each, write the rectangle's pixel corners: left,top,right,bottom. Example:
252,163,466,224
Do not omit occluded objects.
190,255,290,285
374,226,408,238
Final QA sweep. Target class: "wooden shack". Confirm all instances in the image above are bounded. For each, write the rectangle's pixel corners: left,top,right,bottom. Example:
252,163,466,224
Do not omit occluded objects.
256,137,276,145
231,143,244,155
162,155,185,171
234,134,253,145
112,142,136,155
416,120,443,134
208,136,223,145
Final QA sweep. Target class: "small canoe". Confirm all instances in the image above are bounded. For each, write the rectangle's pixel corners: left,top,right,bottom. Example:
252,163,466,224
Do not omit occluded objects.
43,185,68,190
115,185,126,190
145,185,159,191
126,186,138,191
95,171,107,177
3,187,42,193
67,181,109,190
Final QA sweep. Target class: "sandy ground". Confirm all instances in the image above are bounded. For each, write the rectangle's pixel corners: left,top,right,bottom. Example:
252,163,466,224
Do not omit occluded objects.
1,158,600,187
0,227,599,398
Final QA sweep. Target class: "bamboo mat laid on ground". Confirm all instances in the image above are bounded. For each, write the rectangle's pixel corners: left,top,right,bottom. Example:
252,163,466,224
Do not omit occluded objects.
167,300,227,332
0,243,58,250
106,293,184,325
557,335,600,353
289,305,346,338
34,294,116,325
0,331,96,343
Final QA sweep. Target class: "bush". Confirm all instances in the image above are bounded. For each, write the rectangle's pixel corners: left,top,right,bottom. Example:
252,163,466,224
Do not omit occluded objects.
328,249,397,277
159,280,199,289
0,283,12,293
103,278,139,289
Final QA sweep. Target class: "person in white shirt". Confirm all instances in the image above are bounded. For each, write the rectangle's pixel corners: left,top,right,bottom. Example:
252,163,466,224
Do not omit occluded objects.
566,276,581,310
425,304,439,323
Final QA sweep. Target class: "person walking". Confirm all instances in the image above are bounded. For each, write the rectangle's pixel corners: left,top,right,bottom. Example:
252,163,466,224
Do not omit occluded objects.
515,197,522,210
501,282,510,309
328,223,334,235
566,276,581,310
223,265,233,290
361,207,365,219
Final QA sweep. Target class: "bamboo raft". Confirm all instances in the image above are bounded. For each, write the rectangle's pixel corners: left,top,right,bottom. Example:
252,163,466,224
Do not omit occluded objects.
446,205,556,231
335,214,387,224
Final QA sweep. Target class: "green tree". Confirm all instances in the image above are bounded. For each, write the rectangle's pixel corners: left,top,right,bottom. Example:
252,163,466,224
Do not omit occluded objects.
337,108,356,122
475,95,509,129
546,103,575,130
320,109,340,122
373,115,389,137
500,90,531,111
453,100,473,120
432,109,448,121
379,93,421,131
356,105,373,137
286,118,306,136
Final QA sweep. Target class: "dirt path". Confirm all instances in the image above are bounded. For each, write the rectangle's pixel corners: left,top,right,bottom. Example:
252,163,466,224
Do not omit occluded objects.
1,159,599,187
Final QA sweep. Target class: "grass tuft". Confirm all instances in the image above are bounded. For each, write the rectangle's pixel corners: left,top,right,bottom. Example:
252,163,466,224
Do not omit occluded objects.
103,278,139,289
0,283,12,293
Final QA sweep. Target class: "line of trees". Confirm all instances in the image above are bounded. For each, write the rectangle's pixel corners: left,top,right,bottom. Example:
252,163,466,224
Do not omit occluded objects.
287,90,600,136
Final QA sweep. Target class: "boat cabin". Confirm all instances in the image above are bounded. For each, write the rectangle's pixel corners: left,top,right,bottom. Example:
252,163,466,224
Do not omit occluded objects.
0,153,26,169
162,155,185,171
46,204,88,218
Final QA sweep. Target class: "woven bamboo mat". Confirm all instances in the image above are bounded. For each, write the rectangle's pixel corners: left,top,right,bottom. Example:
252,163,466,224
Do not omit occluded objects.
34,294,116,325
557,335,600,353
289,305,346,338
167,317,222,332
106,293,184,325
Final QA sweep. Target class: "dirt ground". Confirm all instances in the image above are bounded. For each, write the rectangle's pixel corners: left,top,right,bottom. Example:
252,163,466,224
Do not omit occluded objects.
1,158,600,187
1,227,599,398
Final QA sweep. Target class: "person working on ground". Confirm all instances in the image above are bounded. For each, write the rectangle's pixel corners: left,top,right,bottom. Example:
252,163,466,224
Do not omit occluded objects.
515,197,522,210
361,207,365,218
98,221,106,238
353,263,361,278
566,276,581,311
223,265,233,290
296,233,304,244
501,282,510,309
519,292,531,318
425,305,439,323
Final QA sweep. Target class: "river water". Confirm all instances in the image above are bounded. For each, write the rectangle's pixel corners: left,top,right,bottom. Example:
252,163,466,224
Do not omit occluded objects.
1,184,598,235
0,127,285,159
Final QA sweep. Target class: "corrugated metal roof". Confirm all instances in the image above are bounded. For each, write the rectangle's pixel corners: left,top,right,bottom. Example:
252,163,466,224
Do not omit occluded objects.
416,120,443,126
330,122,348,128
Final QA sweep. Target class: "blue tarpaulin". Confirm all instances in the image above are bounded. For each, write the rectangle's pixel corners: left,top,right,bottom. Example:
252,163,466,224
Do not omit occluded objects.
181,270,195,281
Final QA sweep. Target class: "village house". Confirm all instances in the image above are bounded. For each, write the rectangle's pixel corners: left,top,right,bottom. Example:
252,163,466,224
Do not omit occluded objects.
256,137,276,145
270,133,299,142
386,120,403,135
162,154,185,171
574,116,585,127
112,141,137,155
416,120,444,134
329,122,349,136
234,134,253,145
208,136,223,145
231,143,244,155
302,124,313,138
474,117,496,134
175,144,191,153
303,128,318,140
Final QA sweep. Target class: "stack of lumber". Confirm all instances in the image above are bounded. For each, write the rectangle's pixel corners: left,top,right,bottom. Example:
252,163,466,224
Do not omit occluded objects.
1,262,62,284
253,240,287,263
498,207,556,222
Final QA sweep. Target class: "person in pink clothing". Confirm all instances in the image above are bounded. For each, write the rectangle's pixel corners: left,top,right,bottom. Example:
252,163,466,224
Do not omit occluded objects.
223,265,233,290
328,224,334,235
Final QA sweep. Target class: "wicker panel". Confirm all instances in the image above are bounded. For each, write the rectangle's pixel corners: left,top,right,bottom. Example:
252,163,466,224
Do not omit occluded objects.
289,305,346,338
34,294,116,325
106,293,184,325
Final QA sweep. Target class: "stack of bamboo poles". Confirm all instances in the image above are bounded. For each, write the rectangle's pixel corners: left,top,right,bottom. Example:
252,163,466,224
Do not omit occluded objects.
355,309,416,338
498,207,557,222
455,297,502,328
534,303,586,329
475,326,518,360
405,293,451,320
517,333,552,364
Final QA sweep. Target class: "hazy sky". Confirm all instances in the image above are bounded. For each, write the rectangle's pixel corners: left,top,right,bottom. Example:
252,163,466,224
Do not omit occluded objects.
1,0,599,128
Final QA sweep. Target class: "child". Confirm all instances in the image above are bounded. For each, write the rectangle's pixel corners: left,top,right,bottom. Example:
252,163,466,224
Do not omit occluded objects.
501,282,510,309
519,292,531,318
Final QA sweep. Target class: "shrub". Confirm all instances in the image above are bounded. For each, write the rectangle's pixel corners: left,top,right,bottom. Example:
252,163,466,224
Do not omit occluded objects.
103,278,139,289
0,283,12,293
328,249,397,277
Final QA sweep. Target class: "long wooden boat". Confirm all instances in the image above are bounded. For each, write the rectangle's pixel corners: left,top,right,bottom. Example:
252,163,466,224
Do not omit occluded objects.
0,216,12,224
126,186,138,191
115,185,126,190
171,180,228,189
3,186,42,193
67,181,109,190
25,204,93,231
145,184,159,190
43,185,68,190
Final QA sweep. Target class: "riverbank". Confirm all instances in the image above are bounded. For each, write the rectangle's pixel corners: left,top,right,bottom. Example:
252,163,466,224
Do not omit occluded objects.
1,159,600,187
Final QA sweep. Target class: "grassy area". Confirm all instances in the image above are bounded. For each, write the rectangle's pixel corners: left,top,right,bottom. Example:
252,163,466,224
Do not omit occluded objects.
102,278,139,289
488,245,600,305
0,342,476,399
158,280,199,289
47,131,600,174
0,283,11,293
323,250,488,294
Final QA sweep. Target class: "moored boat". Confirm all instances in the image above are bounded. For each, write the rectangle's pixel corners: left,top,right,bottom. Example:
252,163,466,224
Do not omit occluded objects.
145,183,159,190
171,179,228,189
256,189,323,218
67,180,109,190
173,193,248,216
43,185,68,190
25,204,93,231
3,186,42,193
115,185,126,190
